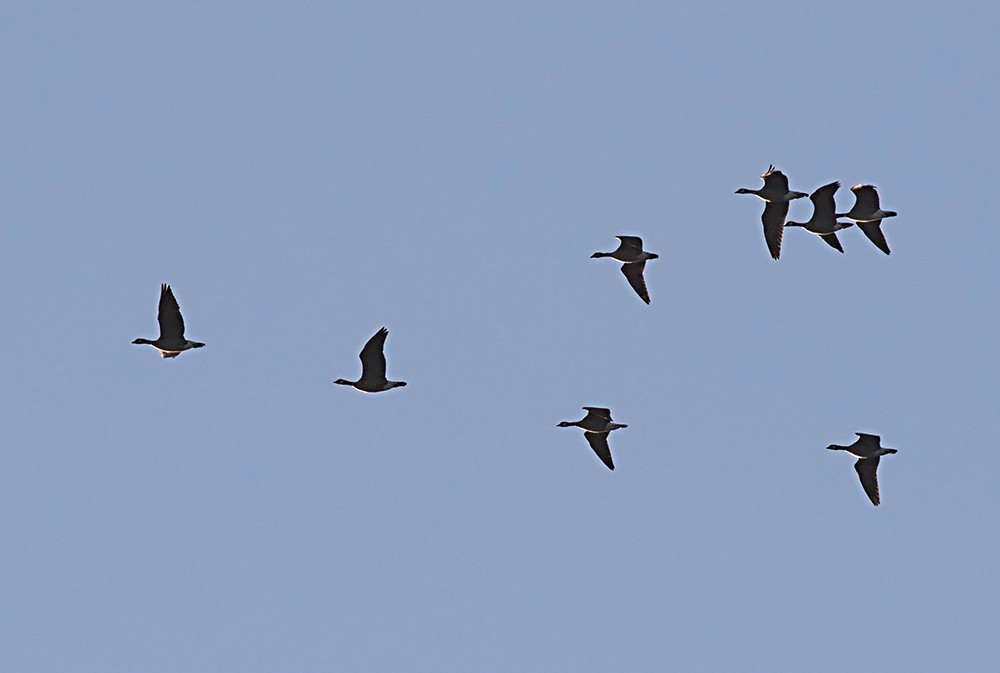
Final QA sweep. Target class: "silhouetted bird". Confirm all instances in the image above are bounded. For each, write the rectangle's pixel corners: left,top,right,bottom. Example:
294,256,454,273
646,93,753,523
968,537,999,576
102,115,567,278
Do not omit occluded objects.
826,433,898,506
837,184,898,255
333,327,407,393
132,284,205,358
557,407,628,470
784,181,855,252
591,236,658,304
735,165,808,260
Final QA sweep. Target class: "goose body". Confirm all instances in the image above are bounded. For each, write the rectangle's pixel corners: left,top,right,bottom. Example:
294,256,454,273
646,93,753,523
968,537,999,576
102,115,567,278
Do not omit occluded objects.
334,327,407,393
826,433,898,506
557,407,628,470
132,284,205,358
837,184,898,255
591,236,658,304
784,181,854,253
735,165,809,260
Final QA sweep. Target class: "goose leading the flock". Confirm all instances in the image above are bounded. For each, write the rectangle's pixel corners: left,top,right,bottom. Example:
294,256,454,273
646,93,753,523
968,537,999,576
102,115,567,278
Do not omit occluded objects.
591,236,658,304
837,184,898,255
784,181,855,253
334,327,407,393
132,284,205,358
735,165,808,260
557,407,628,470
826,433,898,506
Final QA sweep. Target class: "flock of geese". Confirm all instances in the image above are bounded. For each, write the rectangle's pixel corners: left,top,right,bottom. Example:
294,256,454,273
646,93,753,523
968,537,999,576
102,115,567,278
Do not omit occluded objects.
736,165,898,259
131,165,901,507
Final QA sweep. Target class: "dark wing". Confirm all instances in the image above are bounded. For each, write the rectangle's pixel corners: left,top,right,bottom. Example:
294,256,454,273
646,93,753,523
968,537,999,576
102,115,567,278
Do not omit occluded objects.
857,220,891,255
584,431,615,470
616,236,644,252
855,432,881,445
761,201,788,260
157,284,186,341
621,261,651,304
854,456,882,506
810,182,840,219
582,407,613,422
851,184,881,216
819,232,845,253
761,167,790,193
359,327,390,380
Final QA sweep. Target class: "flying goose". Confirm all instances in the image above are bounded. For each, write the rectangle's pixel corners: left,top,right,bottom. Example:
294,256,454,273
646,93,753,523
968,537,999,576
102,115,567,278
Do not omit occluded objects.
826,433,898,506
557,407,628,470
334,327,407,393
837,184,898,255
591,236,658,304
784,181,855,252
735,165,808,260
132,284,205,358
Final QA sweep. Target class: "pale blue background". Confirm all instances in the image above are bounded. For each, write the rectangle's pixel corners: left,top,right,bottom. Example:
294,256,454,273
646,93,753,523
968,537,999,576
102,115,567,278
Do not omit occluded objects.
3,2,999,671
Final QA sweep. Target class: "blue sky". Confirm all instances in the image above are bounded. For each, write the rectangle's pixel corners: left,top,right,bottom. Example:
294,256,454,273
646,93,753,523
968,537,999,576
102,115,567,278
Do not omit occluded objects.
4,2,1000,671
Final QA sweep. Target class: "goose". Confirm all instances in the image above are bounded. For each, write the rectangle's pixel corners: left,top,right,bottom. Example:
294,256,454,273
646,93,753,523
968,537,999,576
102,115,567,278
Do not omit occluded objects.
735,165,808,260
826,433,898,506
557,407,628,470
784,181,855,253
591,236,658,304
334,327,407,393
132,284,205,358
837,184,898,255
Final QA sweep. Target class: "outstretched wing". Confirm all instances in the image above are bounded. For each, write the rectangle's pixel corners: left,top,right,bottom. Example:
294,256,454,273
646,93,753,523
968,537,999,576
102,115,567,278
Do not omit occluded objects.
359,327,390,380
761,201,788,260
157,284,186,341
621,261,651,304
851,184,881,216
857,220,891,255
582,407,613,423
819,232,845,253
615,236,644,253
810,182,840,219
584,431,615,471
854,456,882,506
854,433,882,448
761,167,790,193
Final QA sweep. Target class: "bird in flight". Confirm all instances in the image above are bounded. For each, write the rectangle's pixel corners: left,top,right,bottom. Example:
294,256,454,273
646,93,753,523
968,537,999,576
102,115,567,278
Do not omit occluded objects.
735,165,808,260
784,181,855,253
826,432,898,506
333,327,408,393
557,407,629,470
591,235,659,304
132,284,205,358
837,184,898,255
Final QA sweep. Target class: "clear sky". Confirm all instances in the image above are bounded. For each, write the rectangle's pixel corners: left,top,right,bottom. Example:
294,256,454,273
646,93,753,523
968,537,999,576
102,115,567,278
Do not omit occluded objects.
4,2,999,671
